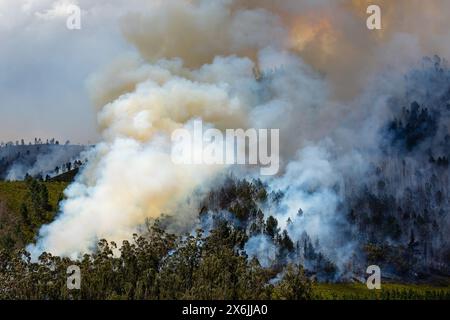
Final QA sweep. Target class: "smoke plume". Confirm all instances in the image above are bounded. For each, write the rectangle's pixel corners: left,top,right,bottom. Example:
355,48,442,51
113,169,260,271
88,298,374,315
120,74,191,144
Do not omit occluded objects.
28,0,450,262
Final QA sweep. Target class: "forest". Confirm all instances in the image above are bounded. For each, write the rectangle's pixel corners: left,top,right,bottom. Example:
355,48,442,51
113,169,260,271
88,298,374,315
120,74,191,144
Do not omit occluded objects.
0,174,449,299
0,57,449,300
0,139,86,181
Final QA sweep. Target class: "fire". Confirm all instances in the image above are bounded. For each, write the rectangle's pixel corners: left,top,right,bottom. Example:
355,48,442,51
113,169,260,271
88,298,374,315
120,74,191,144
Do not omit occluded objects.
290,17,333,51
288,15,338,67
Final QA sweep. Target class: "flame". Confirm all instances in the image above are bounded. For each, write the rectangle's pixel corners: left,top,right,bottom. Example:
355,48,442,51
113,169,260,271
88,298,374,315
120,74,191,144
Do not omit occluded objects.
288,15,338,66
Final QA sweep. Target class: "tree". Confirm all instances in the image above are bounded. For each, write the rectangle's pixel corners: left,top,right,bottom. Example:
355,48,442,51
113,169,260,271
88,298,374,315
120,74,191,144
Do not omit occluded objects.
279,230,294,253
265,216,279,239
20,203,30,226
26,178,51,223
272,264,313,300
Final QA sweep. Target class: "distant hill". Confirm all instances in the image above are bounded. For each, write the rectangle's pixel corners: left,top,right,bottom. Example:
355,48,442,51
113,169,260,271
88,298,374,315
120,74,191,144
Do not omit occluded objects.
0,144,87,181
48,168,80,182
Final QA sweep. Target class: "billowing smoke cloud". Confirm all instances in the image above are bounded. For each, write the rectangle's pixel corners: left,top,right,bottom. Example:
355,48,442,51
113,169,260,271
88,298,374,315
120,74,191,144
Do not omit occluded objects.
27,0,450,259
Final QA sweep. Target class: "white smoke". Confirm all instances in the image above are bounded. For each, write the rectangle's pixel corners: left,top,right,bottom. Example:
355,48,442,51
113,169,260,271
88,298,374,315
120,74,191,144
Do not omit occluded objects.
27,0,450,259
244,234,278,268
27,54,257,257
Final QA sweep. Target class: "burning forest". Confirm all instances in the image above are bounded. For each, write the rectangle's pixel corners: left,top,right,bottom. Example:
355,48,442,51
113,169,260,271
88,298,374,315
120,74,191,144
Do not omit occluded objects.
0,0,449,302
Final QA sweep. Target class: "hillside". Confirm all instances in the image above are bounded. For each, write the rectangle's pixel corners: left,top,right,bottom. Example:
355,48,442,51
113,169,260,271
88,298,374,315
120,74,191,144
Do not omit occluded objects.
1,59,450,300
48,168,80,182
0,180,68,250
1,179,449,299
0,144,86,181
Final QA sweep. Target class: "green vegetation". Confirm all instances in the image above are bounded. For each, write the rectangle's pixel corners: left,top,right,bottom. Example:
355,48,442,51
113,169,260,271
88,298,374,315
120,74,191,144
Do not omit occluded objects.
0,224,448,299
0,179,449,300
313,282,450,300
0,180,68,250
0,223,313,300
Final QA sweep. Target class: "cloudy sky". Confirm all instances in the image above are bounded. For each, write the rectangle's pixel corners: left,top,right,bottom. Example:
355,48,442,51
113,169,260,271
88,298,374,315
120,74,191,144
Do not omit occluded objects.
2,0,450,144
0,0,145,144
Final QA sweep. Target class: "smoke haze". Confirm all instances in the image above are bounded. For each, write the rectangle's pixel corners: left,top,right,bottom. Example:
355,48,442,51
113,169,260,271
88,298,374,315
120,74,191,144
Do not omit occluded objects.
18,0,450,264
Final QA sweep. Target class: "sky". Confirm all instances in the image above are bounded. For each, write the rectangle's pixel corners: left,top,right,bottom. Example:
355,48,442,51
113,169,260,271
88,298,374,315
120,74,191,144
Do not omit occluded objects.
2,0,450,145
0,0,141,144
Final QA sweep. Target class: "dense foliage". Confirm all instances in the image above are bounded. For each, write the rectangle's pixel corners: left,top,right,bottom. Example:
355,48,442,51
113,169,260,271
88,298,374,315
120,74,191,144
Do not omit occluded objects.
0,180,66,251
0,221,313,300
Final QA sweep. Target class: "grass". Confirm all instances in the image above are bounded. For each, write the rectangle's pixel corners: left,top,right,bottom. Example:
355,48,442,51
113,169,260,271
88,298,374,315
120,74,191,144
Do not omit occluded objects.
313,282,450,300
0,181,69,249
0,181,68,213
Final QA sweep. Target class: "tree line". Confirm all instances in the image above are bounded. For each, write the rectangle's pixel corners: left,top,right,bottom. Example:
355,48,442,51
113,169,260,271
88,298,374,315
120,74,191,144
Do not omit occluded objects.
0,138,73,148
0,221,313,300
